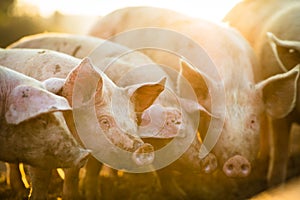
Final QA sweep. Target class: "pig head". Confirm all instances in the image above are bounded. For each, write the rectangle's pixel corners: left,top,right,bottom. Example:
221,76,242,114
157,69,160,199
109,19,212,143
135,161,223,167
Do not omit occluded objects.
0,66,90,169
267,32,300,115
178,61,299,178
224,1,300,82
267,32,300,73
138,104,182,138
61,58,166,164
265,32,300,185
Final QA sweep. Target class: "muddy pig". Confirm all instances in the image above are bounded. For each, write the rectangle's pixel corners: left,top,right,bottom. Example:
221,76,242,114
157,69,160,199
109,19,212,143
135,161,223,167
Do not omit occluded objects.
0,65,90,199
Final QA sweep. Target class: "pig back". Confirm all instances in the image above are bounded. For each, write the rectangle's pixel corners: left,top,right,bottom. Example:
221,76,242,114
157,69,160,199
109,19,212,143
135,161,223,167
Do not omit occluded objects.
0,48,80,81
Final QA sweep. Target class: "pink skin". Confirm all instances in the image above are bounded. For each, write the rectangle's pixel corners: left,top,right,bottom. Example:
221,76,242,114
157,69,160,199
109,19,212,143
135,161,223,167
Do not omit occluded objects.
61,58,165,199
0,67,90,168
138,104,182,139
0,66,90,200
225,1,300,186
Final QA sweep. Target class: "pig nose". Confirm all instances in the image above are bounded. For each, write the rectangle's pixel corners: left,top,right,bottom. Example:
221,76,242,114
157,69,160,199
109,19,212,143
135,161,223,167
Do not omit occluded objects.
222,155,251,178
131,135,145,150
200,153,218,174
75,149,91,168
132,143,155,166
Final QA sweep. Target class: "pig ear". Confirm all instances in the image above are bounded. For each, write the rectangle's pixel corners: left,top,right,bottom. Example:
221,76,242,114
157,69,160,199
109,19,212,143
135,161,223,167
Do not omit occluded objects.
267,32,300,72
178,60,211,108
256,65,300,119
129,77,166,113
179,97,217,117
43,77,66,94
5,85,71,125
62,57,103,105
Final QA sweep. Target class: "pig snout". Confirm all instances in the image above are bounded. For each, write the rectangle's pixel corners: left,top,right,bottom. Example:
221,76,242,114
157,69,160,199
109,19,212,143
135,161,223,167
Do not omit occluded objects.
74,149,91,168
132,143,155,166
122,133,155,166
131,135,145,150
200,153,218,174
222,155,251,178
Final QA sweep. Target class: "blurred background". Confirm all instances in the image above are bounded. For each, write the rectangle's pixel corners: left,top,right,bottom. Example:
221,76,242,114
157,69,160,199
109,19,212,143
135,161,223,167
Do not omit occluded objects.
0,0,241,47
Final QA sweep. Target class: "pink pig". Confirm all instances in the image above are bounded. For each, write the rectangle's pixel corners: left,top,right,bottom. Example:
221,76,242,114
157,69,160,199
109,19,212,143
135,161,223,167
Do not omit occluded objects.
224,0,300,186
0,66,90,199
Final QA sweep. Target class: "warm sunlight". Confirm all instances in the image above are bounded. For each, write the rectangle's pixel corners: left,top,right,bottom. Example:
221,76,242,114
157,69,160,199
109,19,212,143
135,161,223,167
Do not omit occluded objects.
17,0,242,21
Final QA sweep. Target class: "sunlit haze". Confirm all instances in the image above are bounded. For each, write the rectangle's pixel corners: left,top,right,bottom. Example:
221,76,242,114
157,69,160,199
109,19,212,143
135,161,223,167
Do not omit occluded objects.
17,0,242,21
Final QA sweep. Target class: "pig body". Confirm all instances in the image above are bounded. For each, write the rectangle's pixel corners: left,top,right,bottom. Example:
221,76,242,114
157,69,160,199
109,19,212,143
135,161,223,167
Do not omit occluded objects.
224,1,300,186
88,6,299,180
0,48,165,199
7,32,102,59
0,66,90,199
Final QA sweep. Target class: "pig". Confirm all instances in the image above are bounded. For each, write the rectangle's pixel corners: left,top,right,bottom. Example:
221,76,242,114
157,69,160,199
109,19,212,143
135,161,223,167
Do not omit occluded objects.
0,65,90,199
265,33,300,186
178,61,299,178
224,0,300,186
87,6,299,180
0,48,166,199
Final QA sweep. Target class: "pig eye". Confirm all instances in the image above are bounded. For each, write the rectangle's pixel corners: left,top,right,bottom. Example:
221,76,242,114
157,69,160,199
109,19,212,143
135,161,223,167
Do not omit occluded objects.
249,83,255,90
289,48,295,53
99,116,111,130
248,115,259,131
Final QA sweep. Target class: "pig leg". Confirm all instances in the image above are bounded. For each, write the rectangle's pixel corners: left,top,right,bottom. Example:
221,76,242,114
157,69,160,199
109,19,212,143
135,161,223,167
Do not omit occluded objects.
63,167,81,199
268,117,292,187
82,156,102,200
28,166,52,200
6,163,29,199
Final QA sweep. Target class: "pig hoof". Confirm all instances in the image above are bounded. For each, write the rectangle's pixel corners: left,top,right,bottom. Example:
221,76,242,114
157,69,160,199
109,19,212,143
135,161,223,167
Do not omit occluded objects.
132,143,154,166
223,155,251,178
200,153,218,173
